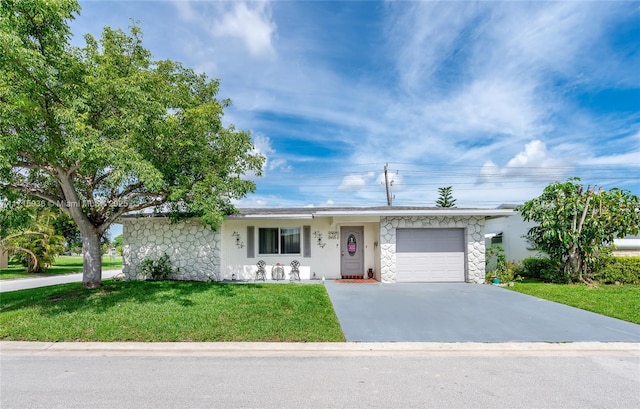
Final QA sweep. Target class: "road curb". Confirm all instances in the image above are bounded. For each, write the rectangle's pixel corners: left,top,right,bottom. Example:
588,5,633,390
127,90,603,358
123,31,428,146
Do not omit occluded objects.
2,341,639,357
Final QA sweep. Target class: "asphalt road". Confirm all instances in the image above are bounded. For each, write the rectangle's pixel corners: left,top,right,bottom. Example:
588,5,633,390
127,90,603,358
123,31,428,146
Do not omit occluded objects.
1,342,639,409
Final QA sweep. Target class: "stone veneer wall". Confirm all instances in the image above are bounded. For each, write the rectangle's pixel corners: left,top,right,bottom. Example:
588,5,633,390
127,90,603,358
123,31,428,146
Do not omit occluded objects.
122,218,221,281
380,216,486,283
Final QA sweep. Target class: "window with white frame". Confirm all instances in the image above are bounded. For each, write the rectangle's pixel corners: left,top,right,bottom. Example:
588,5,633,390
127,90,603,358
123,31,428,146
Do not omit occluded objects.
258,227,301,255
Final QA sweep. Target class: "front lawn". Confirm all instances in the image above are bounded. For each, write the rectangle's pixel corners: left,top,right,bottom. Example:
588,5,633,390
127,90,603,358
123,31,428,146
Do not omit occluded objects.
0,255,122,280
509,281,640,324
0,281,345,342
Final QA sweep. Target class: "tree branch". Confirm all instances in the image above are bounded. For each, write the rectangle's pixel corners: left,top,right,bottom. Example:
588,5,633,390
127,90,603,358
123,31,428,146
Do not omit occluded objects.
0,183,63,208
576,187,593,235
93,168,118,187
114,182,145,200
99,197,168,234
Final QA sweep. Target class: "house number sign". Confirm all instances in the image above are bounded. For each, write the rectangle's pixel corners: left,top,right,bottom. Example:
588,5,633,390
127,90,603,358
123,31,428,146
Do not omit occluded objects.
347,234,357,256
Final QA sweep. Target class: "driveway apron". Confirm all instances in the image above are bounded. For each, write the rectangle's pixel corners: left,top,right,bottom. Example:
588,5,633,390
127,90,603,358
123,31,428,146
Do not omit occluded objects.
324,282,640,342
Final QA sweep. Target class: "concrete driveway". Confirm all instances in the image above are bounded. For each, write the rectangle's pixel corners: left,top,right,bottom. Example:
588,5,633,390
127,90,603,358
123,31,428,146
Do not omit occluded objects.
324,281,640,342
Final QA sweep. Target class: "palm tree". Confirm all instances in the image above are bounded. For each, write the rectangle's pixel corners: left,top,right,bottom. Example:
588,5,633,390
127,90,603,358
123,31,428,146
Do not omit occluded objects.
1,209,65,273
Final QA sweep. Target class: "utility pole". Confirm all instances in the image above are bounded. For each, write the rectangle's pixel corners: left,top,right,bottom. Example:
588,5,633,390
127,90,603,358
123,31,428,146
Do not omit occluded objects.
384,163,392,206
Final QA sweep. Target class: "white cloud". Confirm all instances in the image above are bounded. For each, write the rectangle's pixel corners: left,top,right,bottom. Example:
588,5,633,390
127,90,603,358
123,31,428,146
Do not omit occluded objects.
172,1,198,22
583,152,640,167
478,140,569,183
338,172,376,192
210,1,276,59
251,133,290,173
76,1,639,207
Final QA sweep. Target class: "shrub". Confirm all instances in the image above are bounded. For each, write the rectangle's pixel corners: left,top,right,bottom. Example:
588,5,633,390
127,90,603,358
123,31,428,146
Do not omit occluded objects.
498,262,520,283
485,245,522,283
593,256,640,284
520,257,567,283
139,253,177,281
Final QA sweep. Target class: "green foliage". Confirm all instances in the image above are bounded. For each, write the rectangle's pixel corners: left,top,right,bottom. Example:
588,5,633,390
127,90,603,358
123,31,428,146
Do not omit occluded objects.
485,245,520,283
139,253,176,281
436,186,457,208
1,1,264,287
519,257,565,282
0,192,39,237
518,178,640,282
485,244,506,280
593,256,640,285
112,234,123,255
1,209,65,273
51,211,81,250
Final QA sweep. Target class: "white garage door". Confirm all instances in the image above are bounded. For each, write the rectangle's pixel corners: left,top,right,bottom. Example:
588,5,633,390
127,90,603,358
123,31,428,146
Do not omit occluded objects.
396,228,465,282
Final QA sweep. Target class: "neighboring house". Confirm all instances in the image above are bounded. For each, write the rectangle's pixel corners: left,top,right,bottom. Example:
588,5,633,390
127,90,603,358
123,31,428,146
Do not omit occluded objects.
484,204,540,262
485,205,640,262
613,235,640,257
120,207,514,284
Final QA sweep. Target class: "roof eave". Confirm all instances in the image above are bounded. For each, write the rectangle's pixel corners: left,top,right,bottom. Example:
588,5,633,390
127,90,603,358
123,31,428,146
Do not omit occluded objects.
312,209,516,218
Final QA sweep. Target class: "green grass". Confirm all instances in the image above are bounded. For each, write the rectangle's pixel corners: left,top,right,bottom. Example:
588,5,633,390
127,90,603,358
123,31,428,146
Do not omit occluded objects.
0,255,122,280
0,281,345,342
509,281,640,324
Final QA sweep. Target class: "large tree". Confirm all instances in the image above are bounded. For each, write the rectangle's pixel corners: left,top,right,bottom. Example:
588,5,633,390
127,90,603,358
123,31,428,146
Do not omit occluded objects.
0,0,264,288
518,178,640,282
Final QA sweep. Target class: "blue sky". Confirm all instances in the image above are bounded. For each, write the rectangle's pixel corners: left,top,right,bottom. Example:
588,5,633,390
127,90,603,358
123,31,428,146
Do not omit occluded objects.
71,0,640,215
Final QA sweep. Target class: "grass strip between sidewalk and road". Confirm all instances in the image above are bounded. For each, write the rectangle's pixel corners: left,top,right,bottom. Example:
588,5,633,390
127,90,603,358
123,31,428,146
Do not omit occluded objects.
508,282,640,324
0,280,345,342
0,256,123,280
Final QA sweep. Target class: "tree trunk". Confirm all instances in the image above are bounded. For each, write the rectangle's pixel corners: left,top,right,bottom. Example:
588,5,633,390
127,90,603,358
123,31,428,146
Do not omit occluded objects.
565,243,582,281
80,227,102,289
54,170,104,288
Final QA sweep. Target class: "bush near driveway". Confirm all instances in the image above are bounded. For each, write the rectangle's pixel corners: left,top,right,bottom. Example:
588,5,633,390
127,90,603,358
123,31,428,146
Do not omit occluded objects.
593,256,640,284
517,256,640,285
0,281,345,342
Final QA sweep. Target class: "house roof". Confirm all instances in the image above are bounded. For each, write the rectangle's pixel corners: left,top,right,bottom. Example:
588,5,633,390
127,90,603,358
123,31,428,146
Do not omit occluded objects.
119,206,515,221
231,206,515,219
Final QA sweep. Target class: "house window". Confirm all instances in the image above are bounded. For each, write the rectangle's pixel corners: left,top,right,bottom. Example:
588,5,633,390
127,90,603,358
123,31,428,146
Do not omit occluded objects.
259,227,301,255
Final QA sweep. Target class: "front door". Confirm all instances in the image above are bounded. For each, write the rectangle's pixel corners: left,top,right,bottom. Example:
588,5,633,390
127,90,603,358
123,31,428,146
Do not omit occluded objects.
340,226,364,277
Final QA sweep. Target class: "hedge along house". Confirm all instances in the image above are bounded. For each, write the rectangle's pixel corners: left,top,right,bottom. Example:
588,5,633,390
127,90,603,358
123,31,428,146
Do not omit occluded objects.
120,207,514,283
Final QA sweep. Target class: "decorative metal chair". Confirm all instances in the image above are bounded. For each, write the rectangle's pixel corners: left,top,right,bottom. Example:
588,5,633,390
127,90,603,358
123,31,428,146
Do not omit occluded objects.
256,260,266,281
271,263,285,281
290,260,301,281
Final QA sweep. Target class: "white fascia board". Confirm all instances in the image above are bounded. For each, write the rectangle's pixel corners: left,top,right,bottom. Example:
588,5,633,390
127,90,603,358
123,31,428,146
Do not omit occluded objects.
229,214,314,220
313,209,516,218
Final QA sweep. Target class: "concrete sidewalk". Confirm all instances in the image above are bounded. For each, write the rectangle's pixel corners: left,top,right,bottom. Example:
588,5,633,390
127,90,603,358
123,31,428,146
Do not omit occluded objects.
0,269,122,293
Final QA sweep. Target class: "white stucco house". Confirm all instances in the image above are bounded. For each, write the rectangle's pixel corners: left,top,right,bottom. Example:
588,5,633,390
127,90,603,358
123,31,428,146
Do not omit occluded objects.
120,206,514,283
484,204,540,262
485,205,640,261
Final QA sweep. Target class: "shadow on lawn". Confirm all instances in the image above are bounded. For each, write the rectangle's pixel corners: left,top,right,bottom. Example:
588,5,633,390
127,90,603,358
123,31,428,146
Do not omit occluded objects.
0,280,268,316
